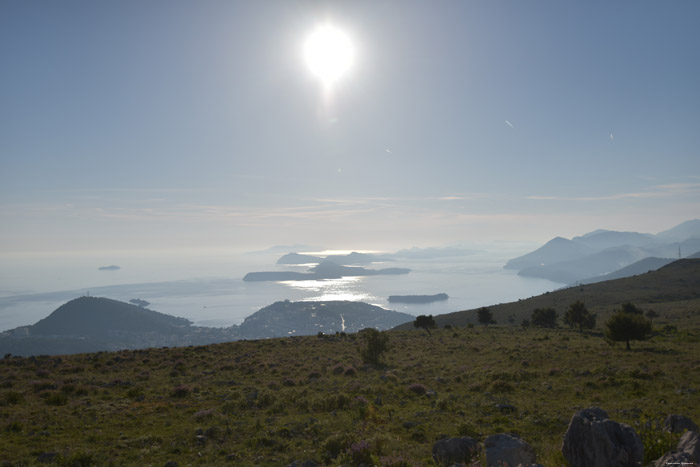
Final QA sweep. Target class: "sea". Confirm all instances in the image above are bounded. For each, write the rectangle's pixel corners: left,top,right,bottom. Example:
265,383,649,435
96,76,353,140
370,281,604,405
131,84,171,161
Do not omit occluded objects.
0,245,564,332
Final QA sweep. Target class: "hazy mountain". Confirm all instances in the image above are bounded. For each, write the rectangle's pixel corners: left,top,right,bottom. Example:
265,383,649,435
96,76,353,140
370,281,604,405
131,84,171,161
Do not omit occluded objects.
237,300,413,339
245,245,319,255
276,251,390,265
276,252,324,264
571,230,655,249
689,250,700,259
504,237,594,270
656,219,700,242
574,257,675,285
326,251,391,264
517,245,650,284
390,246,479,259
507,219,700,282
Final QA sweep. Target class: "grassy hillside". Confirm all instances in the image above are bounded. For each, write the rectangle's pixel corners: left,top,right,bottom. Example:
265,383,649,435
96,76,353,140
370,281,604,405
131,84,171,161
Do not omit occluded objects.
395,258,700,330
1,259,698,465
1,320,699,465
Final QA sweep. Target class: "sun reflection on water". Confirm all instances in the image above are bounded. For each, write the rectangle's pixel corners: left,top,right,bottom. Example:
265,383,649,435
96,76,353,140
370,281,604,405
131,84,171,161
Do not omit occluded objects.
280,276,374,302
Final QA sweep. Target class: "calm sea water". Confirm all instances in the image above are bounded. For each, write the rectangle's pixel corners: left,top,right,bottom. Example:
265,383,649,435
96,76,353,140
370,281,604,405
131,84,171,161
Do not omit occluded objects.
0,246,563,332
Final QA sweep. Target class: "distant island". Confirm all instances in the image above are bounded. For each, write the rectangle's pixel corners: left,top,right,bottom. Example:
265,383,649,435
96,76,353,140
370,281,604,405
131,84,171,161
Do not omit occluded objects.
98,265,120,271
388,293,449,304
243,260,410,282
0,296,414,356
276,251,392,265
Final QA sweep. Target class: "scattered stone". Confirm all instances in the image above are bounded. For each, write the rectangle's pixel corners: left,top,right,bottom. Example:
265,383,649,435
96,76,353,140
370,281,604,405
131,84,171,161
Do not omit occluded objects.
654,431,700,467
561,407,643,467
663,414,699,433
374,396,382,406
36,452,57,464
484,433,536,467
497,403,517,414
432,437,479,465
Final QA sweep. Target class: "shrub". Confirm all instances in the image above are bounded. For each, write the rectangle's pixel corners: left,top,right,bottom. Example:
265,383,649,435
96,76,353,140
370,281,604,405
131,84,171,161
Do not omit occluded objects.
348,440,372,465
170,385,190,398
414,315,437,334
605,309,652,350
638,418,682,462
563,301,596,332
44,392,68,406
323,433,353,460
407,383,428,395
531,308,558,328
1,391,23,406
477,307,495,326
359,329,389,365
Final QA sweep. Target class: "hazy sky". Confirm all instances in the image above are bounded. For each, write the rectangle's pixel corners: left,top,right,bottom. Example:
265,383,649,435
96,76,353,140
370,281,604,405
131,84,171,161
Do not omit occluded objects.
2,1,699,253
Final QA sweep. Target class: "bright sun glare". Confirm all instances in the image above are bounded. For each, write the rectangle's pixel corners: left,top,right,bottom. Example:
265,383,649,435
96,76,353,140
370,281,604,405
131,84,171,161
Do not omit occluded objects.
304,25,354,87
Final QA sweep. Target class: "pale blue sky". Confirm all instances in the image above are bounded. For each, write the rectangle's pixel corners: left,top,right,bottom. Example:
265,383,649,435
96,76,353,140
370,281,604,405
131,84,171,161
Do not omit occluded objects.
2,1,699,253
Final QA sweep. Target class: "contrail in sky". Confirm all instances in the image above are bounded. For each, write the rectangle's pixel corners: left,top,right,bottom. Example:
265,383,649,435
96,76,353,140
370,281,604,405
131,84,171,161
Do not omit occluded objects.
505,120,514,128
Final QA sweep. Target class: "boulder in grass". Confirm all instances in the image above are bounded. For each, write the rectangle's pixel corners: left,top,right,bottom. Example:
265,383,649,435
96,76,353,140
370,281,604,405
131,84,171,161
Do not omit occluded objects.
561,407,643,467
654,431,700,467
432,437,480,465
484,433,536,467
663,414,699,434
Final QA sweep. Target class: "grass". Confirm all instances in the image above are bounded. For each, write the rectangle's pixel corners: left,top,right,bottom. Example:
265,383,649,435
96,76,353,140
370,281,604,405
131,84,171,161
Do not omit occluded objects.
1,322,699,466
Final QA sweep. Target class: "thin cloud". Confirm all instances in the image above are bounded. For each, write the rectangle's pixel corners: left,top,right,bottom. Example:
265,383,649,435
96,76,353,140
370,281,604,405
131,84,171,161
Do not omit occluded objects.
505,120,514,128
528,182,700,202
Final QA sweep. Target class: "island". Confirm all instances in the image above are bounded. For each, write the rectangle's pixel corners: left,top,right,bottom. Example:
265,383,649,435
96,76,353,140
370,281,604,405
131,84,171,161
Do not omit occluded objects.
98,265,120,271
243,260,410,282
388,293,449,304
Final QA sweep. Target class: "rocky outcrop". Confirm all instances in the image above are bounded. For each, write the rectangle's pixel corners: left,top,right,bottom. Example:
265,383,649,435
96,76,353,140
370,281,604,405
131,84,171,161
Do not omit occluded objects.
432,437,479,465
561,407,643,467
664,414,699,433
484,433,536,467
654,431,700,467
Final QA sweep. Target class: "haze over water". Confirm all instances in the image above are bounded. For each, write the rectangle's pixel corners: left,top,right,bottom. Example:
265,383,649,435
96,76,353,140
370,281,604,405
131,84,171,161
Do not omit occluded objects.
0,244,560,331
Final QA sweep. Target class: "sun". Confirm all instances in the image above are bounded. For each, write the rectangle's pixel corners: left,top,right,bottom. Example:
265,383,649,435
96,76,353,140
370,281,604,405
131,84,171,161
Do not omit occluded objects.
304,24,354,87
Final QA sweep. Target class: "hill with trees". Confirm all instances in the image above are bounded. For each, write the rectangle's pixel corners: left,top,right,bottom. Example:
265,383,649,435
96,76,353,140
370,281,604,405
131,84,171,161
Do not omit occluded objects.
395,258,700,330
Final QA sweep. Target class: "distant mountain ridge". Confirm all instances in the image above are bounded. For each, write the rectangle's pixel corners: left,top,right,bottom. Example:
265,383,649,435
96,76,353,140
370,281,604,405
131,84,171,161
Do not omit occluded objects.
505,219,700,283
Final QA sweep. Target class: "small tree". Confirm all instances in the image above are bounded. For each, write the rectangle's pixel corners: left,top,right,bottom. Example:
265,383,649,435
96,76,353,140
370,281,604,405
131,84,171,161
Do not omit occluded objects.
413,315,437,334
621,302,643,315
606,308,652,350
359,328,390,365
531,308,558,328
477,307,495,327
563,301,596,332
